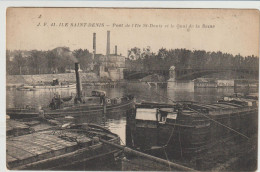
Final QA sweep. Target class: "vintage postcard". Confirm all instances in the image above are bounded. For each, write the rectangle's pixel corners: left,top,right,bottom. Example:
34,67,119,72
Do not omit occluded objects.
6,8,259,171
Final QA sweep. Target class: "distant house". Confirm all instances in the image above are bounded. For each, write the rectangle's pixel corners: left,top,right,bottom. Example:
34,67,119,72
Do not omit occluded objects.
217,80,234,87
194,78,236,88
94,54,125,68
194,78,217,88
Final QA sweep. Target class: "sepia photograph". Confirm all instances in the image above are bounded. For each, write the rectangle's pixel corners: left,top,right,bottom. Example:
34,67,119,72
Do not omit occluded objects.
5,7,259,171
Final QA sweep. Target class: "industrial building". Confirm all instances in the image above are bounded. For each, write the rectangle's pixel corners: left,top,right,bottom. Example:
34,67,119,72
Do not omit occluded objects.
92,31,126,81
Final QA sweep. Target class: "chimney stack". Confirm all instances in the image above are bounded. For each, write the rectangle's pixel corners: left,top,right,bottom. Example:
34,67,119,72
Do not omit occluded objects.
75,63,82,102
115,45,117,55
106,31,110,56
93,33,96,55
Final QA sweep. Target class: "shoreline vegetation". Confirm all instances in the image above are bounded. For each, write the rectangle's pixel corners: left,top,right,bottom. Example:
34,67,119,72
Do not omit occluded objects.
6,47,258,86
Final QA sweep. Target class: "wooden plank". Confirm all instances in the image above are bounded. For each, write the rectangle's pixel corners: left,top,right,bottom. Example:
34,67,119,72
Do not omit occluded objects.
7,120,29,129
10,144,45,157
7,144,34,160
7,154,17,162
34,134,76,147
7,128,95,168
33,133,80,151
217,102,244,108
31,124,54,132
211,103,236,109
12,139,55,153
48,145,65,151
8,139,50,156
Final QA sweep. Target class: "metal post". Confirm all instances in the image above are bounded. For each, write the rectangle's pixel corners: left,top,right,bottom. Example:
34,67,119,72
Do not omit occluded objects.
106,31,110,56
93,33,96,55
103,97,107,114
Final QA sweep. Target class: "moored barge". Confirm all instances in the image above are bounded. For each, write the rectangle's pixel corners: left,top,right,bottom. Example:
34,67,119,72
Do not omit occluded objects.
7,92,134,119
7,117,121,170
126,94,258,162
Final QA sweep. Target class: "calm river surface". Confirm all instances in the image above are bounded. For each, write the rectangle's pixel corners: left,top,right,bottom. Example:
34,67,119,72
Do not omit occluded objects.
6,81,257,170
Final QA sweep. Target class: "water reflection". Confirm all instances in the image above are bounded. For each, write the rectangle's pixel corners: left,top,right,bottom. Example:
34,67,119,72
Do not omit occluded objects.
6,88,77,108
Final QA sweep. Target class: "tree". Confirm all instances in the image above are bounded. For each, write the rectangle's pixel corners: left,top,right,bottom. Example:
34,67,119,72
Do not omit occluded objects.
128,47,142,60
73,49,93,71
46,50,59,73
6,50,14,75
13,52,24,75
27,50,46,74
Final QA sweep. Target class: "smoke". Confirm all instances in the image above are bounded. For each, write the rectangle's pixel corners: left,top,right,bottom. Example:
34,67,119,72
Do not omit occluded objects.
71,53,78,63
67,51,78,63
55,47,79,63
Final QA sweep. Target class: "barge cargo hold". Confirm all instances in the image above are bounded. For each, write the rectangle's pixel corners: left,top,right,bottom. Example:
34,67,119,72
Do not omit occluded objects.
125,95,258,170
7,118,121,170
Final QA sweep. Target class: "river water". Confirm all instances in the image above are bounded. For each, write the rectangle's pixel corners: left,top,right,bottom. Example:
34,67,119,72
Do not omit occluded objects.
6,81,257,170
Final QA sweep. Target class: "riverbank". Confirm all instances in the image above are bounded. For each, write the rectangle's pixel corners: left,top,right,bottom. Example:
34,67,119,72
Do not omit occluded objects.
6,73,99,86
194,78,259,88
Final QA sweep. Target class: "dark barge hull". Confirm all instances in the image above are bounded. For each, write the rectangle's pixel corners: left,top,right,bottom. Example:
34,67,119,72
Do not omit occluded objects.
126,100,258,159
7,98,135,119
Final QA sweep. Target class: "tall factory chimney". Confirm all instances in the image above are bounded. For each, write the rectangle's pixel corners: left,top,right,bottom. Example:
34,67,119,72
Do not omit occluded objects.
93,33,96,55
115,45,117,55
106,30,110,56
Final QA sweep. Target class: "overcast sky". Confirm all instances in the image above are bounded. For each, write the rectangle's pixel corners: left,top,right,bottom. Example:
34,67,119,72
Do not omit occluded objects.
6,8,259,57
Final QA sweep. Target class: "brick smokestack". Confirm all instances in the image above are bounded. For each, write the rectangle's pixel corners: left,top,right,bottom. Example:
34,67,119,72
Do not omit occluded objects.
75,63,82,102
106,31,110,56
115,45,117,55
93,33,96,55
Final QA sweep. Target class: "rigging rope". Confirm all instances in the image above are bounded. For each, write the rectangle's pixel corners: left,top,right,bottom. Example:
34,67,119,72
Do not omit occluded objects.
186,107,249,140
130,130,135,147
152,90,177,103
163,147,172,171
178,129,183,158
120,137,125,145
165,119,176,147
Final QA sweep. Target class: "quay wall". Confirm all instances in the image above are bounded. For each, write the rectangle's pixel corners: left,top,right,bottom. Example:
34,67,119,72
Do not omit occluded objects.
194,78,259,88
7,72,99,85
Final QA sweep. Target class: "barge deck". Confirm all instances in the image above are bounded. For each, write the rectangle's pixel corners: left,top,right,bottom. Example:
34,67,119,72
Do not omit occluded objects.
7,118,121,170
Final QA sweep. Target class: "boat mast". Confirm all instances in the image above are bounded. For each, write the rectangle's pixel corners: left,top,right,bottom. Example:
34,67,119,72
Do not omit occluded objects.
75,62,82,103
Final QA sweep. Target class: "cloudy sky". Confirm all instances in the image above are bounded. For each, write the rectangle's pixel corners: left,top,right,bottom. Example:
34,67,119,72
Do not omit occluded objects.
6,8,259,57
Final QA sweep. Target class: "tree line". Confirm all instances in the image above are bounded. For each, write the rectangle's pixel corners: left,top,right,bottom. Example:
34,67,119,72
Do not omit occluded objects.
6,46,259,75
126,47,259,72
6,47,93,75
